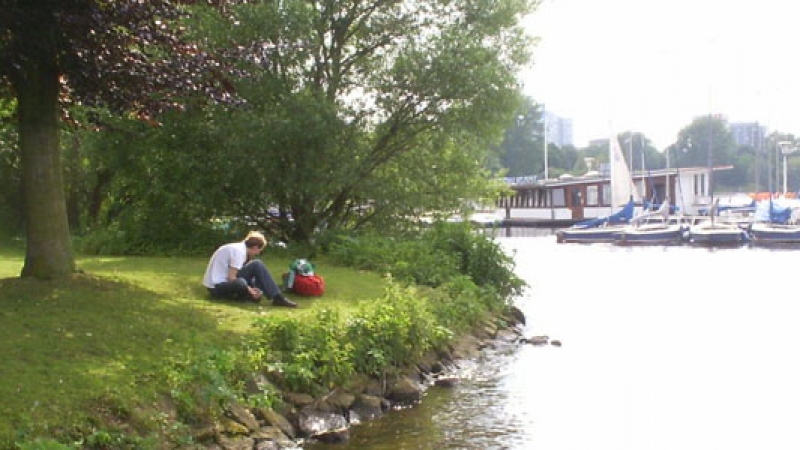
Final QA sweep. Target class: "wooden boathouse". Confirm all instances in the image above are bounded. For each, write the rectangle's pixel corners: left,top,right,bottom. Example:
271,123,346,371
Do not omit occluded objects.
499,165,733,226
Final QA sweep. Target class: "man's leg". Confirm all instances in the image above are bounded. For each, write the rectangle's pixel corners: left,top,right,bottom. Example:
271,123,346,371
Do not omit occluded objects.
237,260,281,298
209,278,250,300
238,260,297,307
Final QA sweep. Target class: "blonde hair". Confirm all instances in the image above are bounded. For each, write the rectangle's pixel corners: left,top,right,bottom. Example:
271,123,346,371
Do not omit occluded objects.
243,231,267,249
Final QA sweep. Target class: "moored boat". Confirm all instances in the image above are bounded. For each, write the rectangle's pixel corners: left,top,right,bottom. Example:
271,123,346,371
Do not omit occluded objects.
613,222,686,245
749,222,800,244
556,198,634,243
714,202,757,230
557,224,625,244
613,199,686,246
557,134,640,244
686,123,749,247
748,198,800,245
687,219,749,246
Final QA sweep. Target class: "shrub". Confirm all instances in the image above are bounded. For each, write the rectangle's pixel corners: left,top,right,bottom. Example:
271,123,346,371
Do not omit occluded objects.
15,438,73,450
249,310,354,394
325,222,524,301
75,220,233,256
248,282,462,388
423,223,524,299
345,283,449,376
427,275,488,334
162,347,243,424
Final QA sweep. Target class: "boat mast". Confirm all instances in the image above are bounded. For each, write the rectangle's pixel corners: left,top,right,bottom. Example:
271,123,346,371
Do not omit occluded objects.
707,114,715,226
543,106,548,181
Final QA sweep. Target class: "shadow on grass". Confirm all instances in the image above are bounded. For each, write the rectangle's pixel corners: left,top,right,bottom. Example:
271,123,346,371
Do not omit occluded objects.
0,272,251,443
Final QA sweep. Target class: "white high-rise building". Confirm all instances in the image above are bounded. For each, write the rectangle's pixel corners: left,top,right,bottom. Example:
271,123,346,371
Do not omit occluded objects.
544,112,573,148
729,122,767,149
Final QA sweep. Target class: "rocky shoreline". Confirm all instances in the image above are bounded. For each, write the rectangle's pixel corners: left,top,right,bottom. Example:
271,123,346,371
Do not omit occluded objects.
196,305,528,449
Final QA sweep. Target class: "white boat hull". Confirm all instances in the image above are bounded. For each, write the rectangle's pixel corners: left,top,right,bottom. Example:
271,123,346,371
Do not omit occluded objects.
749,222,800,244
613,224,686,245
556,226,625,244
688,221,749,246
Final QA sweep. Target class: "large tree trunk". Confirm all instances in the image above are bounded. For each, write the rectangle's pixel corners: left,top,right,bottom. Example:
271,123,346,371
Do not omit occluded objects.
16,60,75,279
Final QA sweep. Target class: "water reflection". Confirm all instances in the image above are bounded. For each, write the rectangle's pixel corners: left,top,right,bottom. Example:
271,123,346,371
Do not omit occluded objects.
307,233,800,450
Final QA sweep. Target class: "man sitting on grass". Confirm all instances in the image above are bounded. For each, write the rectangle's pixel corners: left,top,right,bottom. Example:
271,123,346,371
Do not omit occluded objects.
202,231,297,307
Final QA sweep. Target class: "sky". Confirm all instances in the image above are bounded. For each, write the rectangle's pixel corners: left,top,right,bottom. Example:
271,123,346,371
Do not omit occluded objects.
520,0,800,150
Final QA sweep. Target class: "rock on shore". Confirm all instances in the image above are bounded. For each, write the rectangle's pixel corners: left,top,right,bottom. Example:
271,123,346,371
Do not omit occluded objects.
198,305,526,449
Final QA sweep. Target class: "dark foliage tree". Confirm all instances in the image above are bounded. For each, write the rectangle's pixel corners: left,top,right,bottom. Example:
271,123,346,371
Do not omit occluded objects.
0,0,231,278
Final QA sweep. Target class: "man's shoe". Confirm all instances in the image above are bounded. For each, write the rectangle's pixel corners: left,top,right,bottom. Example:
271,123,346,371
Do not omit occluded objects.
272,294,298,308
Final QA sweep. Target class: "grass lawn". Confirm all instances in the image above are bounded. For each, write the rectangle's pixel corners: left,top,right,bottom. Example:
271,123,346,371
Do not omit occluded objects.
0,239,387,445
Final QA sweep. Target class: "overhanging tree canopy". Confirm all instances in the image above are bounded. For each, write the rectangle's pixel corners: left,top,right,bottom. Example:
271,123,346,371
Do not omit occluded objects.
179,0,537,241
0,0,232,278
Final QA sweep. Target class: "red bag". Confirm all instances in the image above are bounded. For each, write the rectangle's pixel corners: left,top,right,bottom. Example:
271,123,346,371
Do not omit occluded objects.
291,274,325,296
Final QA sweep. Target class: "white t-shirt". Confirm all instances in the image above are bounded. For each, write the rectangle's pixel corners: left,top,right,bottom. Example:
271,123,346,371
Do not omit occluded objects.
202,242,247,288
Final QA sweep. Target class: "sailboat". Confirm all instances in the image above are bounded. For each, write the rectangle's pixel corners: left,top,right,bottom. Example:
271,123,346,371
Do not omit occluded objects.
685,116,749,246
748,197,800,245
688,198,749,246
556,135,641,243
612,196,685,245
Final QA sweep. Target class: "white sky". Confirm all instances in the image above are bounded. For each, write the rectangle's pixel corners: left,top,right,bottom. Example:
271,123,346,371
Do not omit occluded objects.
520,0,800,149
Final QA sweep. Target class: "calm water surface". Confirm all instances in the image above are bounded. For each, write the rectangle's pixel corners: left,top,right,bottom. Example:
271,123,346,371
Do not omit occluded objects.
308,232,800,449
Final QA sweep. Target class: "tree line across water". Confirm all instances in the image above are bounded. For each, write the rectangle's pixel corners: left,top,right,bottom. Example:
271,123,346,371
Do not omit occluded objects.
498,100,799,195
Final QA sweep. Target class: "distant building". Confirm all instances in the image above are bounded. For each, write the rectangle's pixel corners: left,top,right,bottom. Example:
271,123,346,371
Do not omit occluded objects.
729,122,767,149
500,165,732,222
545,112,573,147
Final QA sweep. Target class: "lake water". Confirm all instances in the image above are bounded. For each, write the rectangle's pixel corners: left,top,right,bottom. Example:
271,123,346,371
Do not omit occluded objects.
307,231,800,449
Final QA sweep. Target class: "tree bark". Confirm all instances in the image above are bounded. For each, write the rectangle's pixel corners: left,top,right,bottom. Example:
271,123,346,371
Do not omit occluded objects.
16,59,75,279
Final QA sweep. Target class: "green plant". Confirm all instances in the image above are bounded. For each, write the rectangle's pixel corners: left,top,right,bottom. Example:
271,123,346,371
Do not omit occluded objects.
326,224,525,301
345,283,446,375
428,275,488,333
15,438,73,450
250,310,354,394
424,222,524,300
163,347,243,424
74,428,156,450
75,220,232,257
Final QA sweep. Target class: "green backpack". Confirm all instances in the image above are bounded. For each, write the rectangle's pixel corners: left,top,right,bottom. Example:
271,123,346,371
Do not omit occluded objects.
286,258,315,289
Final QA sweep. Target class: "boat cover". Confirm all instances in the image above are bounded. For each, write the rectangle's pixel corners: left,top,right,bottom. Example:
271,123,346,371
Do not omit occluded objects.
573,197,635,229
754,199,799,224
